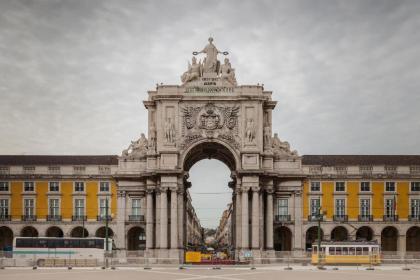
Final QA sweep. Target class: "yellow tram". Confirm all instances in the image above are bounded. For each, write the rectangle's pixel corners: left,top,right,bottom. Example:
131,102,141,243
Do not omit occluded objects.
311,241,381,265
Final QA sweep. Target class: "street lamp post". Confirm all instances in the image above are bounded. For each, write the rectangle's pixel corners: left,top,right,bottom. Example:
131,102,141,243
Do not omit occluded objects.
316,205,325,269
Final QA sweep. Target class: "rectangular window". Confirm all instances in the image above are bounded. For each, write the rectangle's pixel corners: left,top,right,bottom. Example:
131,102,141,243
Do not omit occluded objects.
0,182,9,192
24,181,35,192
360,199,370,216
132,199,142,216
411,182,420,192
0,199,9,216
74,199,85,216
385,182,395,192
360,182,370,192
310,198,321,216
99,182,110,192
335,199,345,216
48,166,60,174
277,198,288,216
74,181,84,192
99,199,110,217
335,182,345,192
49,181,59,192
49,199,59,216
385,198,395,217
310,182,320,192
24,198,35,216
411,199,420,218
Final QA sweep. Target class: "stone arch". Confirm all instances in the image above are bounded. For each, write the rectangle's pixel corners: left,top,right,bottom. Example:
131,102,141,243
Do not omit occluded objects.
274,226,292,251
46,226,64,237
95,226,114,238
70,226,89,238
21,226,39,237
0,226,13,249
381,226,398,252
181,139,239,172
406,226,420,252
305,226,323,250
331,226,348,241
127,226,146,251
356,226,373,241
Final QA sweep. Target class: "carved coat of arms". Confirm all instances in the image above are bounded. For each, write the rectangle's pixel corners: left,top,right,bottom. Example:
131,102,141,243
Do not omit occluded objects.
181,103,239,131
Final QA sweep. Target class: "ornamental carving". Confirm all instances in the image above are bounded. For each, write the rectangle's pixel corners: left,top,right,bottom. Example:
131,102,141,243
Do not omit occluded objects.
180,103,240,150
181,103,239,131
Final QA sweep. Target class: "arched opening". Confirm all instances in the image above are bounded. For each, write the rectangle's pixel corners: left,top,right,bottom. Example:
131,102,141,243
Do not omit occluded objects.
95,227,114,238
274,226,292,251
0,226,13,250
127,226,146,251
183,141,236,254
46,226,64,237
70,226,89,238
406,226,420,252
331,226,348,241
306,226,323,250
21,226,39,237
356,226,373,241
381,226,398,252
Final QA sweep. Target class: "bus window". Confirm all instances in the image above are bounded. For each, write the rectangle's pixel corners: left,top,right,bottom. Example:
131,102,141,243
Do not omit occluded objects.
329,247,335,255
16,238,33,248
38,239,48,248
95,239,104,249
70,239,80,248
356,247,362,255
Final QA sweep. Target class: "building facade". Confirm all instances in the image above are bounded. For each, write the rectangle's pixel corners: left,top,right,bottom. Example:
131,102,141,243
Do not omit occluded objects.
1,39,420,263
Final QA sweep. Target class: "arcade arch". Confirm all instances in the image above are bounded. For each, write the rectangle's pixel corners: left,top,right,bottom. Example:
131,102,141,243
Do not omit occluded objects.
70,226,89,238
46,226,63,237
0,226,13,249
356,226,373,241
274,226,292,251
406,226,420,252
306,226,323,250
331,226,348,241
381,226,398,252
21,226,38,237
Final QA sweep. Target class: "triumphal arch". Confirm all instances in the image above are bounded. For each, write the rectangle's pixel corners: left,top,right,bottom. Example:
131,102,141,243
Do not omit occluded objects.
115,38,304,262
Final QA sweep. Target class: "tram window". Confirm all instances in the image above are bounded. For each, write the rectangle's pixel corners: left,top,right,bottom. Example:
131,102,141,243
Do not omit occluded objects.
336,247,342,255
342,247,348,255
349,247,355,255
363,247,369,255
356,247,362,255
313,246,317,253
329,247,335,255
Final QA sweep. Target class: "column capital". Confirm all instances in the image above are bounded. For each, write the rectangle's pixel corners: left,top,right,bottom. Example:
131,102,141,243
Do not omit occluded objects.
117,190,126,197
170,186,178,192
241,186,250,193
251,186,260,192
146,188,154,194
266,188,274,194
159,186,169,193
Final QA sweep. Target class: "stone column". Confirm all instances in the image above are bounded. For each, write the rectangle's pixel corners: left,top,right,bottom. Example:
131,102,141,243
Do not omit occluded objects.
398,234,406,255
293,191,303,252
241,188,249,249
116,190,126,250
235,189,242,250
160,187,168,249
146,189,154,249
155,190,161,248
252,187,260,249
170,187,178,249
266,190,274,250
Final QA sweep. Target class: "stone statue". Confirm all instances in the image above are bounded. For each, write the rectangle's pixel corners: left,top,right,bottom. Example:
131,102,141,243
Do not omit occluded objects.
220,58,237,86
121,133,148,159
148,123,157,151
165,118,175,143
272,133,299,157
193,37,227,74
245,119,255,143
181,56,202,84
263,126,271,150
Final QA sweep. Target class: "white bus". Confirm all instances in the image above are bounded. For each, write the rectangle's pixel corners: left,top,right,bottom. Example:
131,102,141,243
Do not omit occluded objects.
13,237,113,260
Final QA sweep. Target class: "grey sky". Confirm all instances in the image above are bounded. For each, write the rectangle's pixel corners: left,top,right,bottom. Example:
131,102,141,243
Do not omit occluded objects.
1,0,419,227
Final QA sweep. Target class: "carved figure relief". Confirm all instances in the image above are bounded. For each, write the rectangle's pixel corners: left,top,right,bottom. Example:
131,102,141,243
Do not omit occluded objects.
220,58,237,86
181,56,202,84
121,133,148,159
263,126,271,150
148,123,157,151
164,118,176,143
245,118,256,143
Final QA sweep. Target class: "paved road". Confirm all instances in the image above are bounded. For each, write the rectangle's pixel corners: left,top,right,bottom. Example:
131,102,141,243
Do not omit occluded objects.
0,266,419,280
